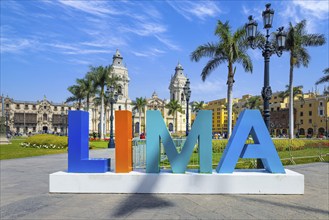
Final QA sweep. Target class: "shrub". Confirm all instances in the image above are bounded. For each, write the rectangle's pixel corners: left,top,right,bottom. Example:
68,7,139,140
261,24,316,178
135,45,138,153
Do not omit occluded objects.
21,134,68,149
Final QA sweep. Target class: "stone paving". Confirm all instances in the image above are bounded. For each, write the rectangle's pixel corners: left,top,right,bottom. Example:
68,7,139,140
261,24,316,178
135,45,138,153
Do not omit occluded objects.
1,149,328,219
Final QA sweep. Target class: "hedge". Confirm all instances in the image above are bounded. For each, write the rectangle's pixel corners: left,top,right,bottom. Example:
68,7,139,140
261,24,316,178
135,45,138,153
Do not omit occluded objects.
21,134,68,149
212,139,328,153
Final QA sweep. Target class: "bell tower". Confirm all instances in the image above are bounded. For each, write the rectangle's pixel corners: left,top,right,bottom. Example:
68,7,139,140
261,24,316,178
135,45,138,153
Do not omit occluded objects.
111,49,129,100
169,62,187,104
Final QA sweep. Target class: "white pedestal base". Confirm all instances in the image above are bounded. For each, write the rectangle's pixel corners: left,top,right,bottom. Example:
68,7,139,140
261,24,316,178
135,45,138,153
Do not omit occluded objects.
49,169,304,194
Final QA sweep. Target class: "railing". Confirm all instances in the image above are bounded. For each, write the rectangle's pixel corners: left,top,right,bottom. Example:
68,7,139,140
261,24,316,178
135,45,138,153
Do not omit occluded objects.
132,138,329,170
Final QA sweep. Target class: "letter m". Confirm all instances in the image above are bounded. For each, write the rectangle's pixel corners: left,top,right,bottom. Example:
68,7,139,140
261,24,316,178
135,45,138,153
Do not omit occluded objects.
146,110,212,173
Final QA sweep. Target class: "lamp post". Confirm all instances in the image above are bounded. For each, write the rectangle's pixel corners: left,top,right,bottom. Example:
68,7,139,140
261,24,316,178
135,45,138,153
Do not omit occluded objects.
245,3,286,169
296,122,300,138
183,78,191,136
132,110,136,138
106,85,118,148
5,111,9,137
61,110,64,136
325,116,328,138
245,3,286,131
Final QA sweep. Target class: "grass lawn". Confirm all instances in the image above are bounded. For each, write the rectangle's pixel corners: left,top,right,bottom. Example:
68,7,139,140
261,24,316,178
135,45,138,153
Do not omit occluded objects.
0,138,67,160
0,138,109,160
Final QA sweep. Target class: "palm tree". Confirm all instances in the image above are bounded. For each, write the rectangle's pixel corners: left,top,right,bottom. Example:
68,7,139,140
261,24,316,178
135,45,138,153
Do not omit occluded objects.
132,97,147,134
285,20,326,139
243,95,262,110
78,72,95,112
315,68,329,85
192,101,205,114
91,65,111,139
66,80,85,110
280,85,304,103
191,20,253,138
165,100,183,133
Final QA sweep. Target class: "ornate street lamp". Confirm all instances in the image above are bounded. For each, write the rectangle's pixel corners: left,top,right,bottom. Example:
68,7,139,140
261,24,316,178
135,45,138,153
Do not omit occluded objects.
61,110,64,136
106,85,118,148
245,3,286,168
245,3,286,131
5,110,9,137
183,78,191,136
132,109,136,138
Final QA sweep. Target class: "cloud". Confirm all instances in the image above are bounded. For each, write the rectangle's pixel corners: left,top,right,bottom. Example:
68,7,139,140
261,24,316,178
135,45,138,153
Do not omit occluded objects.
167,1,221,21
119,22,167,36
191,79,226,101
0,38,37,53
155,35,181,51
292,1,329,20
46,43,113,55
57,0,120,17
131,48,165,57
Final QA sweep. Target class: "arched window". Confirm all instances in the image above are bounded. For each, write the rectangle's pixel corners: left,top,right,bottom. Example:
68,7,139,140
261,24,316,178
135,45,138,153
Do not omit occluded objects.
299,128,305,135
172,93,175,101
318,127,325,135
307,128,313,135
181,93,185,102
135,122,140,134
43,114,47,121
169,123,173,132
118,85,122,95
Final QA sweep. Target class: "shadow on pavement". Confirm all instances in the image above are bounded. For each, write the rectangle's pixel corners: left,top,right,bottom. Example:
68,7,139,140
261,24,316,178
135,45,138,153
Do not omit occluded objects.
112,193,173,217
243,196,329,215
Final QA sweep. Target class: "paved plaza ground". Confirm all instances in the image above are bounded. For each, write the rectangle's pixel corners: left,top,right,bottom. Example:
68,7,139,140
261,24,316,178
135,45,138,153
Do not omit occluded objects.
0,149,328,219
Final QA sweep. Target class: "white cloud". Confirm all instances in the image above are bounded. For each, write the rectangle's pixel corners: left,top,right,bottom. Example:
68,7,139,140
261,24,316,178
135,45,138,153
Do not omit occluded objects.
167,1,221,21
292,1,329,20
191,79,226,101
131,48,165,57
0,38,37,53
58,0,120,17
155,35,181,51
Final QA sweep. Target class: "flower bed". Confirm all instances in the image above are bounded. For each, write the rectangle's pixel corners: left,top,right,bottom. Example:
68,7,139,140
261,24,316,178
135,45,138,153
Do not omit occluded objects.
21,134,67,149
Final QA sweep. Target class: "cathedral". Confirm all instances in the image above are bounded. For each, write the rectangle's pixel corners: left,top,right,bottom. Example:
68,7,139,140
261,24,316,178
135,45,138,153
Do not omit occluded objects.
1,50,191,136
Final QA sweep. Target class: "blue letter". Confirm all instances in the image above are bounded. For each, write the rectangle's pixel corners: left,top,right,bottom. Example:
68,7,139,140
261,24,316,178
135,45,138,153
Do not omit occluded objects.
146,110,212,173
216,110,285,173
68,111,110,173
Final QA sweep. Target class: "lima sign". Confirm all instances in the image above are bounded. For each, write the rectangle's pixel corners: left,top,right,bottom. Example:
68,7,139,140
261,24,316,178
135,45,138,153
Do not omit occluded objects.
67,110,285,174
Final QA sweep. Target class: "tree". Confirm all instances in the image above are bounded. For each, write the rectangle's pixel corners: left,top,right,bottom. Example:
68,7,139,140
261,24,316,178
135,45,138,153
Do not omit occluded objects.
315,68,329,85
279,85,304,103
191,20,252,138
78,72,96,112
66,81,85,110
165,100,183,133
192,101,205,114
243,95,262,110
132,97,147,134
285,20,326,139
91,65,111,139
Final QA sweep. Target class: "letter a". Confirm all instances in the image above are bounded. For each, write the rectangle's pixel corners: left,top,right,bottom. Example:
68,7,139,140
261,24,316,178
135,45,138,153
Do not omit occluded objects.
216,110,285,173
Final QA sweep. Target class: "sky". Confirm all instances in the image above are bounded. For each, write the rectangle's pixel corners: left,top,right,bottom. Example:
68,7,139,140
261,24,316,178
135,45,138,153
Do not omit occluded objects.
1,0,329,104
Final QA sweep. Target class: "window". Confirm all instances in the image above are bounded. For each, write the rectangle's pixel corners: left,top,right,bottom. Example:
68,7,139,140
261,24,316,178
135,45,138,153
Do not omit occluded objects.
300,112,303,116
309,119,312,124
271,108,274,112
277,107,280,111
25,104,28,109
32,105,36,110
6,104,9,108
16,104,20,109
44,106,47,109
33,127,36,132
320,102,323,107
43,114,47,121
309,103,312,107
54,106,58,111
300,119,303,125
300,105,303,108
69,107,71,110
61,107,64,111
309,111,312,116
319,110,324,116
